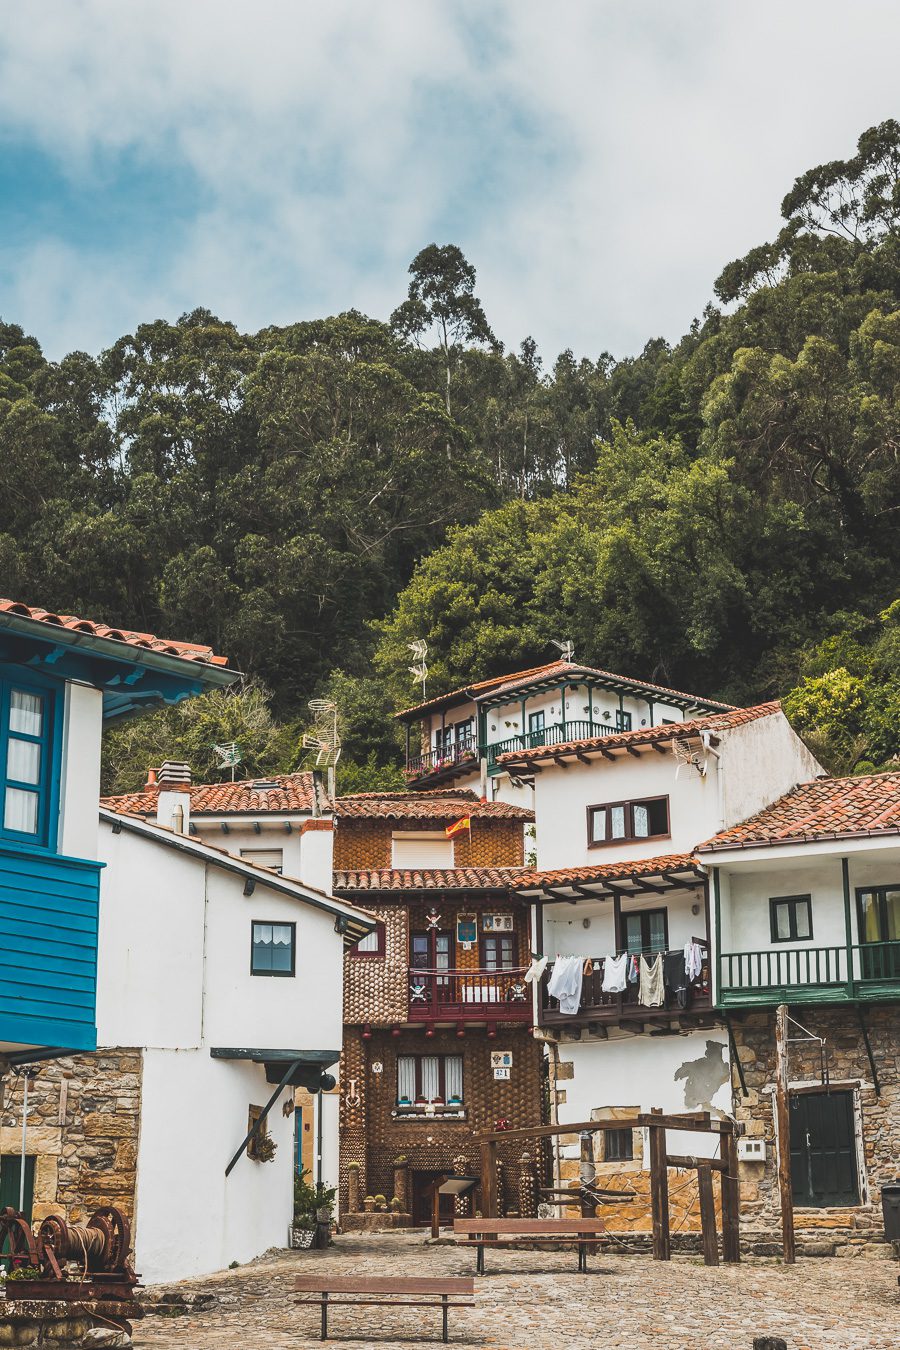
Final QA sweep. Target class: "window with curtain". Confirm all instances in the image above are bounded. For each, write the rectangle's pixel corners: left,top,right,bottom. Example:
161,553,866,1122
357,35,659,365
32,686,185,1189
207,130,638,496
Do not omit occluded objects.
251,921,296,976
396,1054,464,1105
0,677,57,848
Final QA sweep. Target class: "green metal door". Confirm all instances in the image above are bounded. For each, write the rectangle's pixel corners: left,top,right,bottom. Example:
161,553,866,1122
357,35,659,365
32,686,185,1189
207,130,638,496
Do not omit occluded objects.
0,1156,35,1219
789,1091,858,1207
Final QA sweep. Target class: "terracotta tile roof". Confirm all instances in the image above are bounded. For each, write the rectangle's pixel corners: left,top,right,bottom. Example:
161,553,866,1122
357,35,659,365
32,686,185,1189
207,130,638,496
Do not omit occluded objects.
498,702,782,769
0,599,230,666
335,789,534,822
397,662,563,719
510,853,703,890
333,867,527,892
102,771,318,816
474,660,736,711
699,772,900,851
397,659,734,720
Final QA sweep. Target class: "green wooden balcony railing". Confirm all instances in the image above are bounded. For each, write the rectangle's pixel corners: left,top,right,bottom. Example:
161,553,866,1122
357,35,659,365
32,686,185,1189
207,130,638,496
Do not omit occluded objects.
485,718,619,771
718,940,900,1005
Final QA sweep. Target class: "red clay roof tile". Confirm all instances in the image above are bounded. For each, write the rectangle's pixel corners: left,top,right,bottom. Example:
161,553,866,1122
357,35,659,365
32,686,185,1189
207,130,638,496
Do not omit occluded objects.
699,772,900,850
510,853,702,889
334,790,533,822
102,771,317,816
333,867,527,892
0,598,229,666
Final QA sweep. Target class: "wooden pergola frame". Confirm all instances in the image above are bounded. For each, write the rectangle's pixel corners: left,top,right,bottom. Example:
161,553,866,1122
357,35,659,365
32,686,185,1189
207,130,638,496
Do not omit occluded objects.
476,1109,742,1265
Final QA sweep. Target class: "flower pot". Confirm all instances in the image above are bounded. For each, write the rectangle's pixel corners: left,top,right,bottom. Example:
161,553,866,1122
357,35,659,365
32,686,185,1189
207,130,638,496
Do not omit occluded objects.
291,1227,316,1250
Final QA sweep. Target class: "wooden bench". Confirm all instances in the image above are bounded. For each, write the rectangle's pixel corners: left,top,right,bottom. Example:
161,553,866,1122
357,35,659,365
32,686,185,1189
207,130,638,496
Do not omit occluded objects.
294,1275,475,1342
453,1217,607,1274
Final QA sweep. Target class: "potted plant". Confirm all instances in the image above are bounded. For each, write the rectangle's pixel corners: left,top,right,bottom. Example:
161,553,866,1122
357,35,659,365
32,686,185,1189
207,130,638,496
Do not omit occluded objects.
363,1195,376,1213
374,1194,387,1213
390,1196,402,1213
292,1168,336,1249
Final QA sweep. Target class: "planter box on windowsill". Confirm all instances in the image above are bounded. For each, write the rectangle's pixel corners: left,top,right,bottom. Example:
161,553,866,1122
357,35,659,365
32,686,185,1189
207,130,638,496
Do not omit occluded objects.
392,1103,467,1121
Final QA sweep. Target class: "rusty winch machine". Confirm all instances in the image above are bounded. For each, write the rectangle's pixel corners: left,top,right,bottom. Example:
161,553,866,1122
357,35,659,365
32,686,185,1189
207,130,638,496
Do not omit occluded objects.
0,1204,138,1302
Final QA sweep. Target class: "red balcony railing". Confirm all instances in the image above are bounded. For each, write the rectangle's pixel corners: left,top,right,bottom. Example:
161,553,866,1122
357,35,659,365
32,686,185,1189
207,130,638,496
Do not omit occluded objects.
539,940,710,1026
407,967,532,1022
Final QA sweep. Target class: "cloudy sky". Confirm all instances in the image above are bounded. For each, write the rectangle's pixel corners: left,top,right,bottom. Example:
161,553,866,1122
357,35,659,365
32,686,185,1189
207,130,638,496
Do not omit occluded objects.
0,2,896,363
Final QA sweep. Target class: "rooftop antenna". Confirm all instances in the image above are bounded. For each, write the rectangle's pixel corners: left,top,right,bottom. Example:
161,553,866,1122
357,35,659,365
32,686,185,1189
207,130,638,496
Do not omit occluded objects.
408,639,428,699
302,699,342,798
213,741,242,782
550,638,575,663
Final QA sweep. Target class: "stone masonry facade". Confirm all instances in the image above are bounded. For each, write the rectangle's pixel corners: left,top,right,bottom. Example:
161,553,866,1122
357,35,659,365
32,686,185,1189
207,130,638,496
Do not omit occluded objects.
0,1049,141,1224
333,817,525,871
730,1004,898,1251
339,1024,544,1217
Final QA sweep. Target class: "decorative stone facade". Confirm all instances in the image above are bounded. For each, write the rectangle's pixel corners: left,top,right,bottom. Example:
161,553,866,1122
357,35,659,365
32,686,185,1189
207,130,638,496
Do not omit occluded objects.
339,1025,544,1218
334,817,525,872
0,1050,141,1223
729,1005,898,1251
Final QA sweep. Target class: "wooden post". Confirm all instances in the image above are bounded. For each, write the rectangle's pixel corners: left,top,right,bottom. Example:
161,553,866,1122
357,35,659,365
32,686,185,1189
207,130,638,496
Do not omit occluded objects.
697,1164,719,1266
647,1110,670,1260
720,1126,741,1263
774,1002,795,1264
480,1140,497,1218
431,1174,448,1240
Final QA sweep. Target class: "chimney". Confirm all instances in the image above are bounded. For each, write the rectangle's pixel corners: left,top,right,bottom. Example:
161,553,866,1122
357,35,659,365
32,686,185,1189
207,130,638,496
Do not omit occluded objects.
144,766,159,792
156,761,192,835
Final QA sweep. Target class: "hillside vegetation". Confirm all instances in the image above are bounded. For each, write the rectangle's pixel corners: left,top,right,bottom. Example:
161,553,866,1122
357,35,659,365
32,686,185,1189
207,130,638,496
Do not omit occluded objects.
1,122,898,789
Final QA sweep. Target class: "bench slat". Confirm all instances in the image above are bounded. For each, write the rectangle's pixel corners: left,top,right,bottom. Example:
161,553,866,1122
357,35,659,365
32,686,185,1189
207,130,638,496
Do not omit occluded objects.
294,1277,473,1295
454,1219,605,1233
296,1299,475,1308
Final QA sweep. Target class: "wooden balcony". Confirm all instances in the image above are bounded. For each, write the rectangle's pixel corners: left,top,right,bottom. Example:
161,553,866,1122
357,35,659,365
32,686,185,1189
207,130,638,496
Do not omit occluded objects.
404,737,477,784
407,967,532,1024
539,941,711,1029
485,719,620,772
719,941,900,1007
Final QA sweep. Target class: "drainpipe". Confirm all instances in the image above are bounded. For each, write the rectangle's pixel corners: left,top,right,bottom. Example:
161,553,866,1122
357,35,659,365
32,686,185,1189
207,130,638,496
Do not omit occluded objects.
700,731,725,830
19,1068,36,1212
841,857,854,994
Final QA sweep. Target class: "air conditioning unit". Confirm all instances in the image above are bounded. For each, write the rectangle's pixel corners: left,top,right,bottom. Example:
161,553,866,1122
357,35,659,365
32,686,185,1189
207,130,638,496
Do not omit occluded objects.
737,1138,766,1162
483,913,513,932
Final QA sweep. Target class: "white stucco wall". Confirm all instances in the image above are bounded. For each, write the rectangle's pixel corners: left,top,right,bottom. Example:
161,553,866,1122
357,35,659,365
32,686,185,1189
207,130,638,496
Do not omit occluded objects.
543,884,706,961
96,825,344,1054
135,1049,296,1282
556,1029,731,1160
720,712,823,829
532,752,716,871
58,681,103,859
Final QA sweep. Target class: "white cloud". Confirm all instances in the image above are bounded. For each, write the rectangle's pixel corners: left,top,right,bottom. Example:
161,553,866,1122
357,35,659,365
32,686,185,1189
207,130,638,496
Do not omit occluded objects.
0,1,897,360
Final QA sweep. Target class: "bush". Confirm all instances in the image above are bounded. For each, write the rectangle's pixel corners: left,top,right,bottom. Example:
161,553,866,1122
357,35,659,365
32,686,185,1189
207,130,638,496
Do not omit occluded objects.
293,1167,337,1230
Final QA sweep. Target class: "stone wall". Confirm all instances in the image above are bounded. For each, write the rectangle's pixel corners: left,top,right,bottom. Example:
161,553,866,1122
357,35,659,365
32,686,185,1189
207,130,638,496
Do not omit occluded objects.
0,1049,142,1223
338,1026,544,1216
729,1004,898,1251
334,817,525,871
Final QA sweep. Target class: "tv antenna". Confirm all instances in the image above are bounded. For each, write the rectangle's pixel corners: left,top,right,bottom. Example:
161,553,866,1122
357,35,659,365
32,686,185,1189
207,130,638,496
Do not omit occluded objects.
408,639,428,698
302,699,342,798
213,742,242,781
550,638,575,663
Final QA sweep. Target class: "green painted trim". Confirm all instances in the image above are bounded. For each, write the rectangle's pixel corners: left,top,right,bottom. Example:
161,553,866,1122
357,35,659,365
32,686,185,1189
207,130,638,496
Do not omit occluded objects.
712,866,721,1006
841,856,853,981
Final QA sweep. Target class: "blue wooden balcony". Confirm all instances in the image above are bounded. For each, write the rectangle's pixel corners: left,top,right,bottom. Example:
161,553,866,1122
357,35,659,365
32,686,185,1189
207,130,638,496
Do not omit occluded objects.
718,942,900,1007
0,846,103,1055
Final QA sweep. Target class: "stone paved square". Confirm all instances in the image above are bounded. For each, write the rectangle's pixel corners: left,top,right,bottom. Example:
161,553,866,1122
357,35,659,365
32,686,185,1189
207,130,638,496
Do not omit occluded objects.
135,1231,899,1349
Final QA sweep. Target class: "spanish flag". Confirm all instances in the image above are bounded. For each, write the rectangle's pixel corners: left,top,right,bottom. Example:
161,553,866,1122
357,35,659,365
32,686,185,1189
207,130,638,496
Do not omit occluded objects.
446,816,471,839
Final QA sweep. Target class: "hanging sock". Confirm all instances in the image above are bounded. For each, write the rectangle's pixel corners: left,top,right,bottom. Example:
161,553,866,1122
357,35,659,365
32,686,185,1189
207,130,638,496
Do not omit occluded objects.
639,953,664,1007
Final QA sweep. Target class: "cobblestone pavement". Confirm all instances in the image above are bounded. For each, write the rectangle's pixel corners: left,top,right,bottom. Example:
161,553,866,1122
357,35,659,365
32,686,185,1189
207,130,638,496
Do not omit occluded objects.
136,1231,899,1350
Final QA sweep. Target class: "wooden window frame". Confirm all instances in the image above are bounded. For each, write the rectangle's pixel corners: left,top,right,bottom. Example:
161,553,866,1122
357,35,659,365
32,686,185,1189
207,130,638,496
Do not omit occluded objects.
250,919,296,977
351,920,386,959
855,884,900,944
0,667,62,853
622,907,669,955
604,1128,634,1162
396,1052,464,1105
480,932,517,971
769,894,813,944
586,795,670,850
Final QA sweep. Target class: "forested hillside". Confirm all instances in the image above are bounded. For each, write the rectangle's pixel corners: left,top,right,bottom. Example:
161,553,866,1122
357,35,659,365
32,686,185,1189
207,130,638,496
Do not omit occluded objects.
2,121,899,790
